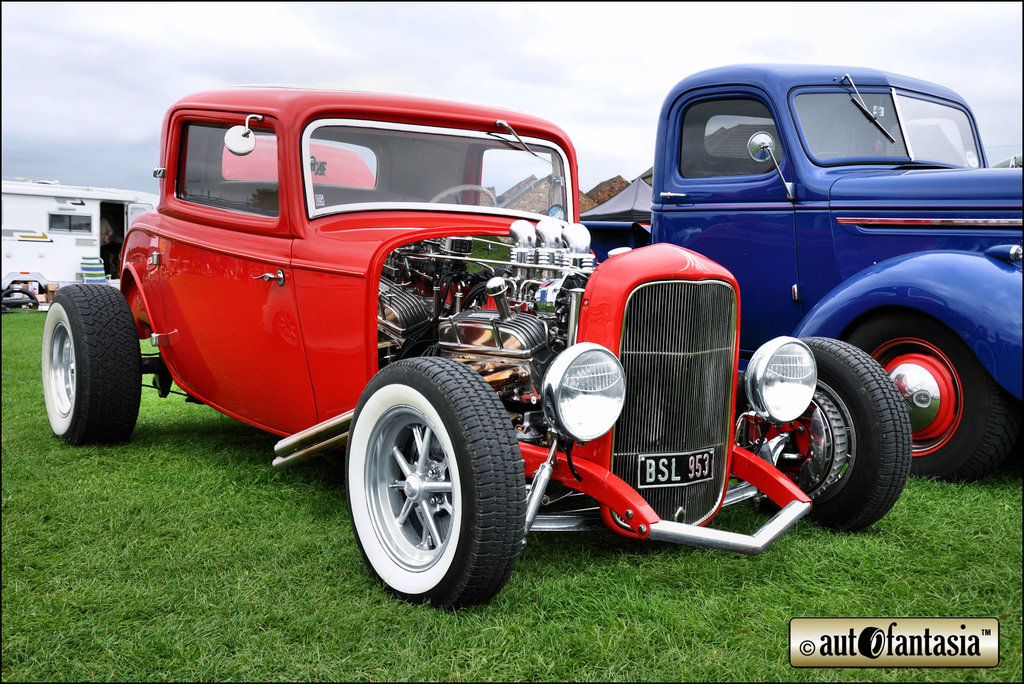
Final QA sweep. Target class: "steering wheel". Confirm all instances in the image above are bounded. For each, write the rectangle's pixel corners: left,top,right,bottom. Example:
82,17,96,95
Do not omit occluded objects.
429,184,497,205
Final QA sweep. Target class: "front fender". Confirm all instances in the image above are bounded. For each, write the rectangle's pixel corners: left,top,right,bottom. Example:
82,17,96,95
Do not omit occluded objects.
793,250,1022,400
119,262,157,340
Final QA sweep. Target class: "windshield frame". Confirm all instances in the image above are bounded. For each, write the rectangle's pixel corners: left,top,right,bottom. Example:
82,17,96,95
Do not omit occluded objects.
301,118,574,220
790,86,982,168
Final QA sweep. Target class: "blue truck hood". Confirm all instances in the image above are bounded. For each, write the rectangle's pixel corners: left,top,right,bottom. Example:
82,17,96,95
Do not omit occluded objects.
829,168,1022,207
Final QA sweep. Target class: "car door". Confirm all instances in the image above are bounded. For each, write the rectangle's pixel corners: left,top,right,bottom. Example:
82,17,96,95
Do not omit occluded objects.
155,116,316,435
652,89,801,353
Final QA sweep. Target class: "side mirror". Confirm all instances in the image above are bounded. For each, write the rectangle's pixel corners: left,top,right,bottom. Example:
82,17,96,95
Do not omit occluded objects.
747,131,795,202
224,114,264,156
747,131,776,163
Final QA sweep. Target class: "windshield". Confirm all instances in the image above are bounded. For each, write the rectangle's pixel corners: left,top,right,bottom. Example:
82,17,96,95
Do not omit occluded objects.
794,90,980,167
302,119,571,219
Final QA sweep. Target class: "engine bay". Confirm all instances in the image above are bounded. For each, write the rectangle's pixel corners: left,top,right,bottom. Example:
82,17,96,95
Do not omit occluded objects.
377,218,597,443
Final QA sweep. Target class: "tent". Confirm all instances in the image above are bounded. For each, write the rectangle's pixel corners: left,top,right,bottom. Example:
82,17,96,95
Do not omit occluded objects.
580,176,653,260
580,177,652,222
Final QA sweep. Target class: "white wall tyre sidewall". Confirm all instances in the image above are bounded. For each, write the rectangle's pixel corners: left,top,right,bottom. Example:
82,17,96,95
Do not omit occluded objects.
41,301,75,437
348,383,463,597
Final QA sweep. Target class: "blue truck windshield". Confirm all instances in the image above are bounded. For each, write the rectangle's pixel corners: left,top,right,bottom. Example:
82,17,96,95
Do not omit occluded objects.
794,91,980,167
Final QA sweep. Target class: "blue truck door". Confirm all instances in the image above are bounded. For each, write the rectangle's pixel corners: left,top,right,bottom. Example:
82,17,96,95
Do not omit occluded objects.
652,92,801,353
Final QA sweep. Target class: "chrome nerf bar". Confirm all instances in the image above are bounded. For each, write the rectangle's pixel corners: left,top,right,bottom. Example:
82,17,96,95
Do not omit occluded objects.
646,500,811,555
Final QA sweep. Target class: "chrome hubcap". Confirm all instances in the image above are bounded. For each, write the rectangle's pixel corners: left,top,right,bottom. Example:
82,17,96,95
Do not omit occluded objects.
803,399,834,486
874,338,962,456
888,361,941,432
797,381,855,502
366,407,455,572
48,321,75,417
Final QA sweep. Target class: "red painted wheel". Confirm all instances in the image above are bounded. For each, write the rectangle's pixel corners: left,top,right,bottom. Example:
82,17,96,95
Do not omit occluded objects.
848,313,1021,481
873,338,961,454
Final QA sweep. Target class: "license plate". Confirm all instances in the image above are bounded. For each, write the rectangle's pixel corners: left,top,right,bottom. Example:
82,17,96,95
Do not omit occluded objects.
638,449,715,489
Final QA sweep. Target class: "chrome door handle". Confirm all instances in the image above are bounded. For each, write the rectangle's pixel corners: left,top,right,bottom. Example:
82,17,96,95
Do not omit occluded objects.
253,269,286,286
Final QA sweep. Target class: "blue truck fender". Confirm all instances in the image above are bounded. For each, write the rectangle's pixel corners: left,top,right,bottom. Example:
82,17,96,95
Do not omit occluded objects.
792,249,1023,401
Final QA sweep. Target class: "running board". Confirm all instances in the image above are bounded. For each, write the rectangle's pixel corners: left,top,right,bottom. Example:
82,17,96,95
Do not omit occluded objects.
272,410,354,470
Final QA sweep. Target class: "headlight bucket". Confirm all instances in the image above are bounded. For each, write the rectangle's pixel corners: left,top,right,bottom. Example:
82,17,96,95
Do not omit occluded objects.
541,342,626,441
745,336,817,424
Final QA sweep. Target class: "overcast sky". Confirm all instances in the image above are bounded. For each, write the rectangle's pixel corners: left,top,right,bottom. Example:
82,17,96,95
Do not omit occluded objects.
2,1,1021,196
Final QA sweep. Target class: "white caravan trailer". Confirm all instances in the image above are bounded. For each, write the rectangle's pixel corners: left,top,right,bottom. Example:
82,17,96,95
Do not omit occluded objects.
2,179,158,290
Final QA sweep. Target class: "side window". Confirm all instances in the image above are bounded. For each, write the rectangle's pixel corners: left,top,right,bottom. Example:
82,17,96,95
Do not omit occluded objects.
179,123,279,217
680,99,782,178
48,213,92,233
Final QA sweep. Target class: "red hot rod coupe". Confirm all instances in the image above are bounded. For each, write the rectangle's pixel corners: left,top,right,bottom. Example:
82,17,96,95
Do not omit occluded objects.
41,88,912,607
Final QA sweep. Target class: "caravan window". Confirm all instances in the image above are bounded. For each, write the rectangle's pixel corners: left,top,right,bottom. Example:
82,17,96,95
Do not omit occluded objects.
179,123,279,217
48,213,93,233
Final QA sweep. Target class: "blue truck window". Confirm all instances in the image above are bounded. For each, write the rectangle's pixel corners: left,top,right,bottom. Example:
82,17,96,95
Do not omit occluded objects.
895,94,979,167
680,99,781,178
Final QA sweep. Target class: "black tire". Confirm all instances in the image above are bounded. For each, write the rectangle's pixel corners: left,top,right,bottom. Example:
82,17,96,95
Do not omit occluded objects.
847,312,1022,482
2,287,40,310
798,337,912,531
41,284,142,444
346,356,526,608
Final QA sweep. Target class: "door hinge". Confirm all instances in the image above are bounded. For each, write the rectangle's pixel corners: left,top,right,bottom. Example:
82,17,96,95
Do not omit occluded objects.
791,284,802,302
151,252,162,266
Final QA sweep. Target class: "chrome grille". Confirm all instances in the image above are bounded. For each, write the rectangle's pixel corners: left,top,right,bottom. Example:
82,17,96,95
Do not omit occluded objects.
612,280,737,525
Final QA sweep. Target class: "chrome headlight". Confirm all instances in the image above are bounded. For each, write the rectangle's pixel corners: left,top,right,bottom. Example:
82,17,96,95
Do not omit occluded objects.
541,342,626,441
745,336,817,423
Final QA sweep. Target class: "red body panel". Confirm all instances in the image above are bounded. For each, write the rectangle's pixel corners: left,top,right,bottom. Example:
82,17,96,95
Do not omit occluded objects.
291,212,522,423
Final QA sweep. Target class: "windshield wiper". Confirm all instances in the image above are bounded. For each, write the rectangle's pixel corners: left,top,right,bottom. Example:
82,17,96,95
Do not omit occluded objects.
493,120,542,159
836,73,897,144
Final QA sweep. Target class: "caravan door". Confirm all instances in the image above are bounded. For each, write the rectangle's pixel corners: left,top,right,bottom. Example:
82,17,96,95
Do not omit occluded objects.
128,203,151,227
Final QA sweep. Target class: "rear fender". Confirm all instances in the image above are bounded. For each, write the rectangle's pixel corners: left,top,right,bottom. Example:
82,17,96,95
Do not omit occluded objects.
793,250,1023,400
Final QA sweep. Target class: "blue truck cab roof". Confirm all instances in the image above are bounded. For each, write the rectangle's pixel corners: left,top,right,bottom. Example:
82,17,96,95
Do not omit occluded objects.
661,63,969,108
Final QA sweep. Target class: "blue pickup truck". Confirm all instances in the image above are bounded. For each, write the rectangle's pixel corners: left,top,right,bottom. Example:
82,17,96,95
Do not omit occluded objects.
588,64,1022,482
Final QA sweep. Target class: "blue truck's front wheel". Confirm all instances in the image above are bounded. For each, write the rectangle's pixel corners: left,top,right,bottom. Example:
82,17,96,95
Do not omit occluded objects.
847,313,1021,482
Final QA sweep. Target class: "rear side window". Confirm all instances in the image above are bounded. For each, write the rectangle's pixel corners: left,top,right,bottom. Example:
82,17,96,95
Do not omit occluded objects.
680,99,783,178
179,123,279,217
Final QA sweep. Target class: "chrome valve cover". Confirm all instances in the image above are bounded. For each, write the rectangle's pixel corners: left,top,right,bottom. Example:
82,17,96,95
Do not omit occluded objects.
438,309,548,357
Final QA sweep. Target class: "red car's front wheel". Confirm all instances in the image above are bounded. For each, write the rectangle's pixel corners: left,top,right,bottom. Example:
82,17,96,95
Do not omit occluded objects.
346,357,526,608
741,337,912,532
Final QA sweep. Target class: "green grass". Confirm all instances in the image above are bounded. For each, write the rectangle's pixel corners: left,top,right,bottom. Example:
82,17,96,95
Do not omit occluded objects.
3,309,1021,682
